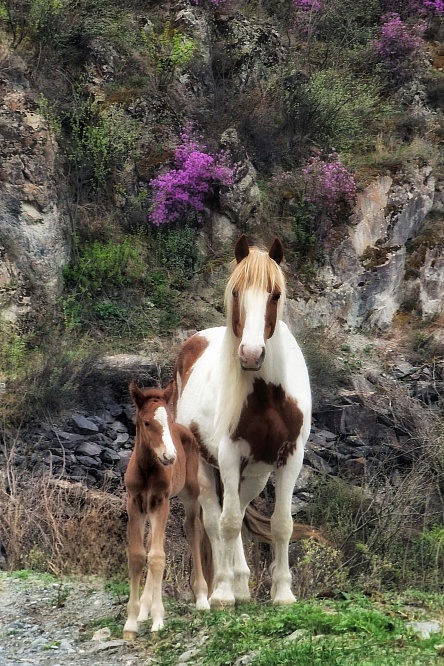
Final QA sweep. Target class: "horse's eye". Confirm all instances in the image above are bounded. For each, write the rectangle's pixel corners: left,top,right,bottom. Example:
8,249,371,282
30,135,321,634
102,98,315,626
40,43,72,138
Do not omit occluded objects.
232,289,238,298
144,421,150,427
272,292,281,302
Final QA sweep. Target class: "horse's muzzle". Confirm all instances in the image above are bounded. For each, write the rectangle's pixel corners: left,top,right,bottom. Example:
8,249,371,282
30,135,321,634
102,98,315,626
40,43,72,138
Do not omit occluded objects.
239,344,266,371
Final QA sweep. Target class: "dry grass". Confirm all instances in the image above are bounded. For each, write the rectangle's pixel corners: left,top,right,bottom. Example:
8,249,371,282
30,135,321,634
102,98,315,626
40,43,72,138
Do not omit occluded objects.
0,445,128,576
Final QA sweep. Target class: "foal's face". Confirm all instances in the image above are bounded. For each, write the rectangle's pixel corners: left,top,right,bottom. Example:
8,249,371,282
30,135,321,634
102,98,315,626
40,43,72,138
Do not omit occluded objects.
137,399,177,466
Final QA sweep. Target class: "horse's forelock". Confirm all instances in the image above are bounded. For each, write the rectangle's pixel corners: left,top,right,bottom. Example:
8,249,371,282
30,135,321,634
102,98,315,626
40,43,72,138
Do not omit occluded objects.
225,247,286,316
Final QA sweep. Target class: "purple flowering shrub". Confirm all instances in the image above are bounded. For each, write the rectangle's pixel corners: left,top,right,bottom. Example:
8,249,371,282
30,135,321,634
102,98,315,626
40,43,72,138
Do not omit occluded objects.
302,152,357,215
149,127,235,226
370,13,425,85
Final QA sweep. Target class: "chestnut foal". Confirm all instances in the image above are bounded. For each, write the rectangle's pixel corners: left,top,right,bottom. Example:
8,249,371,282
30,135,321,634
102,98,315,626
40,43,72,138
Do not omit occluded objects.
123,382,209,638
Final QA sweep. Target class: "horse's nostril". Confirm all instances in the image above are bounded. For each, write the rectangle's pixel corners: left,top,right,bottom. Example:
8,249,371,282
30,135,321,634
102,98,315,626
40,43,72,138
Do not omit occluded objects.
162,453,175,465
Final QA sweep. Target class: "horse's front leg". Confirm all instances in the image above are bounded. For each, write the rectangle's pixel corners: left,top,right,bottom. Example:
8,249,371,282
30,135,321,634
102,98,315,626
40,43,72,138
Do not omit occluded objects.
123,492,147,640
270,443,304,605
211,437,243,608
147,496,169,631
234,473,271,603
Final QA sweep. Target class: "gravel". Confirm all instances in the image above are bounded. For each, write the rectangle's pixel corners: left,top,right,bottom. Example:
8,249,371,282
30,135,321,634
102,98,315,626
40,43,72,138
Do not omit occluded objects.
0,572,155,666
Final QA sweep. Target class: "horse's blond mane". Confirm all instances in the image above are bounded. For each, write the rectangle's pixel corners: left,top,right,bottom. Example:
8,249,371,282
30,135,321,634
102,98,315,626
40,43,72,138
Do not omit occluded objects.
224,246,286,322
213,247,287,441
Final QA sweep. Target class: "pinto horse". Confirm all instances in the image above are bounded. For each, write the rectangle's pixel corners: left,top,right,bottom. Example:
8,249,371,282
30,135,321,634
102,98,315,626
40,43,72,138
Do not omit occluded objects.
170,235,312,607
123,383,209,638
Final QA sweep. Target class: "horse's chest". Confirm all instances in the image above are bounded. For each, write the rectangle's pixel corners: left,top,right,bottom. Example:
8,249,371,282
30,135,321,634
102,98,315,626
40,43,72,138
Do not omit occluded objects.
233,379,303,466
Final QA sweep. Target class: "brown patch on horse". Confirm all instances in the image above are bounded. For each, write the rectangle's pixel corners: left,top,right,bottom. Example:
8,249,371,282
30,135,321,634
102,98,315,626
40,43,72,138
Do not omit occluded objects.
175,334,209,394
232,379,303,465
264,290,281,339
190,420,218,468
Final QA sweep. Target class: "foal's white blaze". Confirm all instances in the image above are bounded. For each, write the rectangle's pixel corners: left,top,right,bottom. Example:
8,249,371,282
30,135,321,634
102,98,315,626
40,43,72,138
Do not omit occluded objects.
238,289,268,369
154,406,176,465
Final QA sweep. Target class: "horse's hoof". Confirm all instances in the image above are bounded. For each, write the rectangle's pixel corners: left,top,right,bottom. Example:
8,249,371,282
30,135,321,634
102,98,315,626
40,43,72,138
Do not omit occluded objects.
235,593,251,605
123,630,138,641
196,597,211,611
210,593,235,609
272,594,296,606
151,619,164,632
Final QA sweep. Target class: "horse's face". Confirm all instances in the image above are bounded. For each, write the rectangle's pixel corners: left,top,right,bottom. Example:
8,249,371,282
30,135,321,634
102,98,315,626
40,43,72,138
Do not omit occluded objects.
130,384,177,466
228,236,285,371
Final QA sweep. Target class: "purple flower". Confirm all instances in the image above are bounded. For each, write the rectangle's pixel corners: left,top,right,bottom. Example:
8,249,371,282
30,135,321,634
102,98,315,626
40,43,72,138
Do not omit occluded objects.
302,152,356,214
149,126,235,226
370,13,424,84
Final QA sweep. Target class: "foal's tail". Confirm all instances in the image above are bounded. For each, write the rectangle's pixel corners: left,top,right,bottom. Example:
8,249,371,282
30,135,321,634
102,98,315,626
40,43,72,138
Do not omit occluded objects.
243,505,327,544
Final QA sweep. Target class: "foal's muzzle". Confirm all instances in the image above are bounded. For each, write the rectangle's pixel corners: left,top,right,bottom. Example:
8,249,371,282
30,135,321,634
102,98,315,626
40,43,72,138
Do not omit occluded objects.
161,452,176,466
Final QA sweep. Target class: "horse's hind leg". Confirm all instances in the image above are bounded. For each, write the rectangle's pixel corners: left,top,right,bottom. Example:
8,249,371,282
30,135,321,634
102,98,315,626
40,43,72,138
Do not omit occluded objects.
123,493,147,640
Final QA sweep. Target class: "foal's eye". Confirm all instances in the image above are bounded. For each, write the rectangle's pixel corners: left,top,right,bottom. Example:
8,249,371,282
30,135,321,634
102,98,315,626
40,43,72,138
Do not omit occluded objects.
272,292,281,302
144,421,150,427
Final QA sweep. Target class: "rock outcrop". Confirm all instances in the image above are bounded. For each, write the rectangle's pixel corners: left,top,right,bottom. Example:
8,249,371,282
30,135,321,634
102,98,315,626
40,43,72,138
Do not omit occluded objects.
0,66,70,330
291,168,441,330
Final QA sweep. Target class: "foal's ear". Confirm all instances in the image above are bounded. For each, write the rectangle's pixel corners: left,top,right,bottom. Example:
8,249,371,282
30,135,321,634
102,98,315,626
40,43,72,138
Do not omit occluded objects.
129,381,145,409
234,234,250,263
269,238,284,265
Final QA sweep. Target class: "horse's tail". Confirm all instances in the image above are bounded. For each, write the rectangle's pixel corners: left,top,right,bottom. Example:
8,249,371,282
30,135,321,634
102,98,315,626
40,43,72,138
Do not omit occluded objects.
243,504,327,544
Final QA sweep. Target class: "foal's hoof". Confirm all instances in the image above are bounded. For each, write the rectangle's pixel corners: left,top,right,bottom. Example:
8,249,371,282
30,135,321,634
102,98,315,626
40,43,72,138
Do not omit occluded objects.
123,630,138,641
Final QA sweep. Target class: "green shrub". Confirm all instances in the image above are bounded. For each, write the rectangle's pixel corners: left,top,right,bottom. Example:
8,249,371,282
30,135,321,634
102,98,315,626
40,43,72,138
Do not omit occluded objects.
64,237,145,298
67,96,140,191
282,69,387,154
0,324,27,379
146,20,195,90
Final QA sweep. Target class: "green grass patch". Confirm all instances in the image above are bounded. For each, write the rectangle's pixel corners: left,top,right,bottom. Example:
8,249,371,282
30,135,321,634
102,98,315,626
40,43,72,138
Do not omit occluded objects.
148,596,443,666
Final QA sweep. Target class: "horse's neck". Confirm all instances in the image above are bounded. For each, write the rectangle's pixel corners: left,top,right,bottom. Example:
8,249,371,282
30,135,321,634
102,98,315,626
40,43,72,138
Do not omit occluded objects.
215,324,285,438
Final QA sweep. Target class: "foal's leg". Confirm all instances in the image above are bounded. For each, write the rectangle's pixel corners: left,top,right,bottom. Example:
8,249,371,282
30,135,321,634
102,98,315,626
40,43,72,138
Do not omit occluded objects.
123,492,147,640
137,530,153,622
180,491,210,610
270,444,304,605
147,497,169,631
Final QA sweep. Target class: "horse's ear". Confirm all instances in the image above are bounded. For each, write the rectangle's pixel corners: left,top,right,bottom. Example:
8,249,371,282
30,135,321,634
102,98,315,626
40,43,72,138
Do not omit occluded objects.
129,381,145,409
163,380,174,405
234,234,250,263
269,238,284,265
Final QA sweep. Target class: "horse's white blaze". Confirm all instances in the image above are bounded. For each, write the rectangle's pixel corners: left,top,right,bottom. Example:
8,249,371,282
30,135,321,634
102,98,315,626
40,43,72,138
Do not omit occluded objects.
238,288,268,367
154,406,176,463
